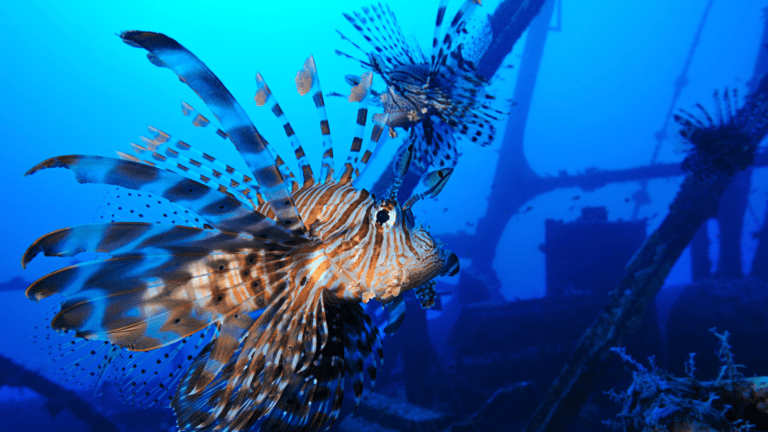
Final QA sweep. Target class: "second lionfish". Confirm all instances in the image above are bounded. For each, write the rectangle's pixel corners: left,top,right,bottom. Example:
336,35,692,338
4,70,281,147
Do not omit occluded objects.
336,0,501,171
23,31,458,431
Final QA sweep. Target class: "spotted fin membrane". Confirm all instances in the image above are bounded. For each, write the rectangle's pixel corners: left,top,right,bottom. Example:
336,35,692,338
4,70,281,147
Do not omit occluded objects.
32,303,214,409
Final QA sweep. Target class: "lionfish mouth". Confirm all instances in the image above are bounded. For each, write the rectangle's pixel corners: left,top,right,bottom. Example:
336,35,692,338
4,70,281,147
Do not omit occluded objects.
401,247,454,293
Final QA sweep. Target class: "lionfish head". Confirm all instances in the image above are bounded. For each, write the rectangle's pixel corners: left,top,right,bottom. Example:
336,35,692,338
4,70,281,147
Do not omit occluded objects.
335,194,443,305
336,142,458,305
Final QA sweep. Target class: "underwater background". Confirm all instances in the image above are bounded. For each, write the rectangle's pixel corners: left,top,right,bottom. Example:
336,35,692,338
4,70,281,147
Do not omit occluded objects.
2,0,768,430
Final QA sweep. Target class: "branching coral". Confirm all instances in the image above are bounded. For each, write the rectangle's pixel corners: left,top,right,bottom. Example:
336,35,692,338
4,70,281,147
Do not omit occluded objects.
607,329,767,432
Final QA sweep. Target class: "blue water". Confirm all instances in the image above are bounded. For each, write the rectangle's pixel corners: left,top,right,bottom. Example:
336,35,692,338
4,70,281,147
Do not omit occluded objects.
1,0,767,431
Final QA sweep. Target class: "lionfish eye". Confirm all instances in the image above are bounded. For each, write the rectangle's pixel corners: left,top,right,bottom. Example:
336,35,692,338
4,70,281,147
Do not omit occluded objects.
373,204,397,228
376,210,390,225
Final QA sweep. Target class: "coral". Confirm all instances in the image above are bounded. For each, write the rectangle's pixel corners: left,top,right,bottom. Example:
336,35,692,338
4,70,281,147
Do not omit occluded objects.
607,330,768,432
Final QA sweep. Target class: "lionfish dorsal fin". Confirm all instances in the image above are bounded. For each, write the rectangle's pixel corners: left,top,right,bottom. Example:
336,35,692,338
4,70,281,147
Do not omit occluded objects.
429,0,482,79
255,72,316,189
429,0,451,77
125,125,261,209
347,4,427,70
119,31,308,237
340,72,374,184
296,55,335,184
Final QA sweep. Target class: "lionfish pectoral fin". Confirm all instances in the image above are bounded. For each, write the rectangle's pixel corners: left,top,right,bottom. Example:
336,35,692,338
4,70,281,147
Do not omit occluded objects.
108,326,215,409
336,302,384,410
256,302,384,427
173,291,385,430
409,119,461,171
173,285,329,430
27,248,281,354
188,311,254,395
126,125,262,209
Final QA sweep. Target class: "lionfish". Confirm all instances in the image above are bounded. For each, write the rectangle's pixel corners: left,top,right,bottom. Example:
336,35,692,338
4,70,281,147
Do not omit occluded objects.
335,0,500,171
674,88,767,178
22,31,458,431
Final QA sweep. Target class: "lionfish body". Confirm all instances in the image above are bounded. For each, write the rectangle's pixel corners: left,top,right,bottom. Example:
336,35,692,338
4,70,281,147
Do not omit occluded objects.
337,0,500,171
23,31,455,431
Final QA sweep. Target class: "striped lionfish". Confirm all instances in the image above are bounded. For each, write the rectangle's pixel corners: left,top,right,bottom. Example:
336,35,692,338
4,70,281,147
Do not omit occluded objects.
335,0,501,172
23,31,458,431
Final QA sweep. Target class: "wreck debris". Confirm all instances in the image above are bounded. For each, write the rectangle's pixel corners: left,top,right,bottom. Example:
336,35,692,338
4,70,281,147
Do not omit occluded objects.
523,74,768,432
0,354,120,432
